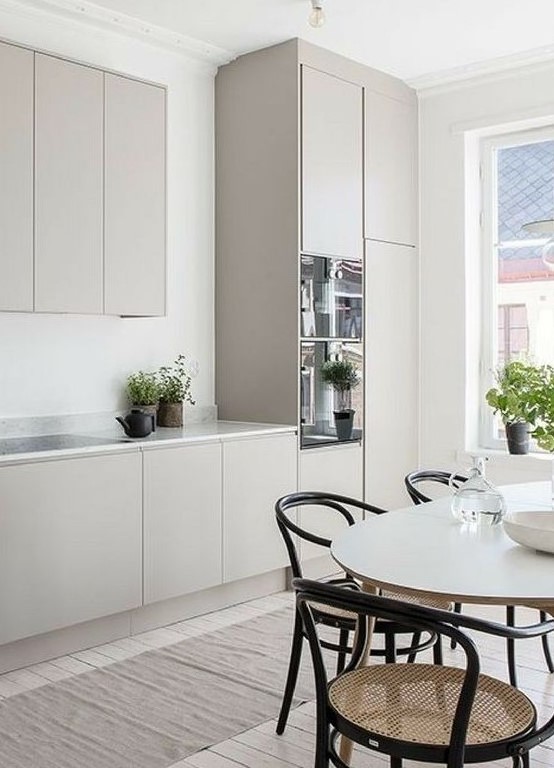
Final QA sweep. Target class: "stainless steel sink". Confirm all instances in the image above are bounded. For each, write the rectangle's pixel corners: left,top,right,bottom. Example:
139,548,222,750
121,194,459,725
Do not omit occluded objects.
0,434,133,456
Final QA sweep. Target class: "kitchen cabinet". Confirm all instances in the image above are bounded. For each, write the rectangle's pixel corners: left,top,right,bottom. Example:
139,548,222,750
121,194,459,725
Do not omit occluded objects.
298,443,364,563
302,66,363,260
35,54,103,313
143,443,222,604
223,434,297,582
365,92,417,246
0,43,33,312
0,452,142,645
104,74,166,316
216,40,417,494
365,240,418,508
0,38,166,318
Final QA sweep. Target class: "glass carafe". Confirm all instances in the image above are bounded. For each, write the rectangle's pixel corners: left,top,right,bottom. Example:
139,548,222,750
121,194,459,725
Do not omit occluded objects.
450,457,506,526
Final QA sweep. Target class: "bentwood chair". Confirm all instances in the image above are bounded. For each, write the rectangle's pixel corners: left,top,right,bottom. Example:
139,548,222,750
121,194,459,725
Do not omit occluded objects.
275,491,451,735
295,578,554,768
404,469,554,686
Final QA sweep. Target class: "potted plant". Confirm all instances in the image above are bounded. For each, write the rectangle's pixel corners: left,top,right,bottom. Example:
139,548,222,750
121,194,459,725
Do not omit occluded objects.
320,359,360,441
157,354,197,428
485,361,542,454
126,371,159,427
526,364,554,452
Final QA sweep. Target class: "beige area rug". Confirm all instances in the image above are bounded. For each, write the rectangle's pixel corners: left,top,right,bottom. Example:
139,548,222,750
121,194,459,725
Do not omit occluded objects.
0,606,316,768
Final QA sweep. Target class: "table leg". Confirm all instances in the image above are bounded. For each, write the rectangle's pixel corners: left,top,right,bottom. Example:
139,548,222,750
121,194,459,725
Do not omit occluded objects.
338,582,378,765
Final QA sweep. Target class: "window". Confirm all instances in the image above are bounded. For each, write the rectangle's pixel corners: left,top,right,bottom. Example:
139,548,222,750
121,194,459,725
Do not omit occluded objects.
481,128,554,447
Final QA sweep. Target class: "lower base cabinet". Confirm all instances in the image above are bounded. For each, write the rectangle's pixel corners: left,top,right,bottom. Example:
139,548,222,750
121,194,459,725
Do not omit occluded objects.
223,434,297,582
299,443,364,562
143,443,223,604
0,452,142,645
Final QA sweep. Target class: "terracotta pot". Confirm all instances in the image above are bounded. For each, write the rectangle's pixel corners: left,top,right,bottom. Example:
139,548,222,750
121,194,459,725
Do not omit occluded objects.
157,401,183,428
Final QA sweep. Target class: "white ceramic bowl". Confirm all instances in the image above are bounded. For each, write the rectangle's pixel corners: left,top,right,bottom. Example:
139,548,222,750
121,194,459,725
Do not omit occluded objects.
503,511,554,554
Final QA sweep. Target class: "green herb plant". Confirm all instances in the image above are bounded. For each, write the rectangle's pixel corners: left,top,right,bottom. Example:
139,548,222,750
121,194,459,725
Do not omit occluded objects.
320,359,360,411
525,365,554,452
485,360,543,426
127,371,159,406
158,354,196,405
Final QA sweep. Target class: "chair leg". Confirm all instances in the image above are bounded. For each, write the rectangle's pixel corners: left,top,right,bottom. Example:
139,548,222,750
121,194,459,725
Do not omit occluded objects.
540,610,554,673
336,627,349,675
451,603,462,649
522,751,530,768
314,699,329,768
506,605,518,687
390,757,402,768
406,631,422,664
432,635,443,665
384,631,397,664
276,611,304,735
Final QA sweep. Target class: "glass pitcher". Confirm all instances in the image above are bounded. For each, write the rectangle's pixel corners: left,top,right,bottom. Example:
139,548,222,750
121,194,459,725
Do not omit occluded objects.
450,457,506,526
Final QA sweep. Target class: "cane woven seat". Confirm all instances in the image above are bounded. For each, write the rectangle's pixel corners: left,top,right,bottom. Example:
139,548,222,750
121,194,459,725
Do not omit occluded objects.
309,600,358,621
383,590,453,612
328,663,536,746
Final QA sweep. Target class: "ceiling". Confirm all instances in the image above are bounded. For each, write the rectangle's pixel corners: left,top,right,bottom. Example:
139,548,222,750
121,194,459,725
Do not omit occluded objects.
46,0,554,84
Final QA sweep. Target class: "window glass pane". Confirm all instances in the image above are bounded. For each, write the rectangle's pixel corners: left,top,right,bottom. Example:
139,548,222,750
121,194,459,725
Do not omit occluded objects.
494,140,554,372
497,140,554,243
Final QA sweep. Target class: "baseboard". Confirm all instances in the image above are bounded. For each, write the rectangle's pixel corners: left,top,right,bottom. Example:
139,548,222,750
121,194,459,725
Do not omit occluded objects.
130,569,288,634
0,569,288,674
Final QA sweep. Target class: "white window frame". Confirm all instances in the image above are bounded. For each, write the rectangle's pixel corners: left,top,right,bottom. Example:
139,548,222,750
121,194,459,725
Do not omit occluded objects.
480,125,554,450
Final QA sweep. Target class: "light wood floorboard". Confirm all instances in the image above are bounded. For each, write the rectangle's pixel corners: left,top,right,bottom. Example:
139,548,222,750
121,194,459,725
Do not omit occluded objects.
2,591,554,768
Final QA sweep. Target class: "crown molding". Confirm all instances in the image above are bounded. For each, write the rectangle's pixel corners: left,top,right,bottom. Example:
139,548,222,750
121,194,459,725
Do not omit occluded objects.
408,43,554,96
0,0,237,71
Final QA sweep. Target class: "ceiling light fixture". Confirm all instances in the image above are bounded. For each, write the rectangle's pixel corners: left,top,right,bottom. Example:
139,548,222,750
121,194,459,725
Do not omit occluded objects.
308,0,326,28
522,219,554,270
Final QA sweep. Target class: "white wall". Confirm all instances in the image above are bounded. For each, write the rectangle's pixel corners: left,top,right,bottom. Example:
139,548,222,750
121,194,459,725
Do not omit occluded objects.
419,63,554,484
0,5,214,417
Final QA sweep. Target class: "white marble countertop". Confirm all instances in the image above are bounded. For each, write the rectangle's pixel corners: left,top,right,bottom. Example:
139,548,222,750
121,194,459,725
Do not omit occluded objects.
0,421,297,466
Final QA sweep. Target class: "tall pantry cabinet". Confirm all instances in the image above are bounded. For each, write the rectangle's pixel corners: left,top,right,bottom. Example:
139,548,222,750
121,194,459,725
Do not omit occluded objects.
215,39,418,509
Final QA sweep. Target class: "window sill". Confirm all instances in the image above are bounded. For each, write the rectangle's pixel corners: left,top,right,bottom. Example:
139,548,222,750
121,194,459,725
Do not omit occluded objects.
457,447,552,476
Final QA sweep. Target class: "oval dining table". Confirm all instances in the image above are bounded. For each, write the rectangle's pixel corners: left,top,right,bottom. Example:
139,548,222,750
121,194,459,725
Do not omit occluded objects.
330,480,554,763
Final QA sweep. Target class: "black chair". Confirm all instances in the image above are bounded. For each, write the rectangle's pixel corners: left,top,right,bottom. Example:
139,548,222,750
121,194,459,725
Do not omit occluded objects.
405,469,554,686
275,491,450,735
295,578,554,768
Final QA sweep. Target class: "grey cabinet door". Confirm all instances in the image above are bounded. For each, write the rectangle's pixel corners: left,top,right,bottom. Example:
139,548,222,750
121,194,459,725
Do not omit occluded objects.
0,43,33,311
302,66,363,260
365,240,418,508
143,443,223,604
0,453,142,645
35,54,103,313
365,92,417,246
104,74,166,317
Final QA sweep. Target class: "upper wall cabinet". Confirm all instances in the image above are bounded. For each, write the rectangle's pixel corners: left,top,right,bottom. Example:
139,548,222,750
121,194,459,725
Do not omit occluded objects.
0,43,33,312
302,66,363,261
365,92,417,247
0,39,166,317
35,54,104,314
104,74,166,317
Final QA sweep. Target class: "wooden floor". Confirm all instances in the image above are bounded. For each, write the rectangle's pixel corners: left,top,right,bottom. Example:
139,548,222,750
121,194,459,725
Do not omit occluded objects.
1,592,554,768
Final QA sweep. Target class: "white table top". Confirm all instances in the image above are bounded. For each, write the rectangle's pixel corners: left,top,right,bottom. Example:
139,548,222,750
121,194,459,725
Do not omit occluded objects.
331,482,554,607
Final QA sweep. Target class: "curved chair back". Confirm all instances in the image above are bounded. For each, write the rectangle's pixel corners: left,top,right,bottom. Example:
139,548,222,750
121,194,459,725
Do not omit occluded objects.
293,578,554,768
275,491,386,579
405,470,468,505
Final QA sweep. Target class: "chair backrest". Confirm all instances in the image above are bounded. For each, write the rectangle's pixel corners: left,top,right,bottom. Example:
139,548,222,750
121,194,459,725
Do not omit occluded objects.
405,470,468,505
294,577,489,765
295,578,554,764
275,491,386,579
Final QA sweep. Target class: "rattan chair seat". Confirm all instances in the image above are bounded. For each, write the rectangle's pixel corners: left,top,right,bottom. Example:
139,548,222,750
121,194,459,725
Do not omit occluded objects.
309,600,358,621
383,590,453,612
328,663,535,746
